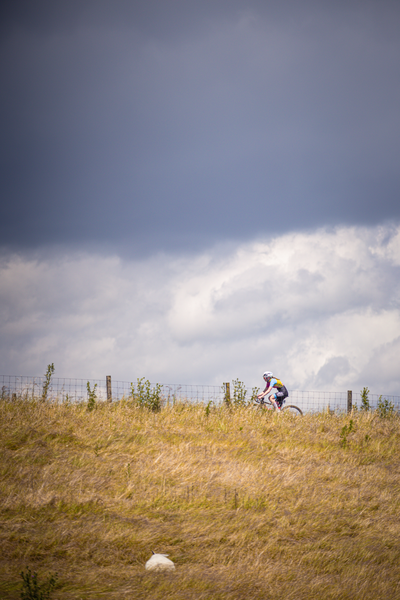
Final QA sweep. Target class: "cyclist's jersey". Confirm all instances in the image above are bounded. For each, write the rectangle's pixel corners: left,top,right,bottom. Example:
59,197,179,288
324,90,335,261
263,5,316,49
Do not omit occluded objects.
265,377,288,396
268,377,284,390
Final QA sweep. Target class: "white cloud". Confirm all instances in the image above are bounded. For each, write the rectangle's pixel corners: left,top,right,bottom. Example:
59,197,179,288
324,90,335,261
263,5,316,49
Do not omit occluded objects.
1,224,399,395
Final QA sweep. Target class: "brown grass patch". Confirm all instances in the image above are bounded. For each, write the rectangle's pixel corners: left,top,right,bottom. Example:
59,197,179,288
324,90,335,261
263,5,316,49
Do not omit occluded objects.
0,398,399,598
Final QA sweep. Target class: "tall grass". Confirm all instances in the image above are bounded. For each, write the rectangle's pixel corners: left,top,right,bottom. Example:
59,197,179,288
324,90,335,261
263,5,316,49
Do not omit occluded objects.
0,397,399,599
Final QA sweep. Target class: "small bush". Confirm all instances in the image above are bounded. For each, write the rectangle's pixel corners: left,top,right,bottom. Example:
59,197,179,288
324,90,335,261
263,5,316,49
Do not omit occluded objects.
340,419,354,448
131,378,162,412
232,378,247,407
20,567,58,600
87,382,97,411
376,395,395,418
360,387,370,412
250,386,260,404
41,364,55,402
205,400,213,417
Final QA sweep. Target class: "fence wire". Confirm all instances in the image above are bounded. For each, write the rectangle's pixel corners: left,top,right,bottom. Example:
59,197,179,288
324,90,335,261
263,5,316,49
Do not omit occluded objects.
0,376,225,406
1,375,399,414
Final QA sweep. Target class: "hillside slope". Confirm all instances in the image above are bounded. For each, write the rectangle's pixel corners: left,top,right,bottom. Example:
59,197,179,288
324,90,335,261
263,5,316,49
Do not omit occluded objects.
0,399,399,599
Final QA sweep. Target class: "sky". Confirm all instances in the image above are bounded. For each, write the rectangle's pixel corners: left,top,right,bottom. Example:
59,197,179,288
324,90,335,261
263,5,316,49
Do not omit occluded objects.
1,0,400,395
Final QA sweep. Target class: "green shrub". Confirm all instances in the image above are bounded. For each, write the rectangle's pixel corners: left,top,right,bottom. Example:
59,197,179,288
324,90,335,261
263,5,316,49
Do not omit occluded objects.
131,378,162,412
250,386,260,404
340,419,354,448
376,395,395,418
86,382,97,411
41,363,55,402
205,400,213,417
360,387,370,412
232,378,247,407
20,567,57,600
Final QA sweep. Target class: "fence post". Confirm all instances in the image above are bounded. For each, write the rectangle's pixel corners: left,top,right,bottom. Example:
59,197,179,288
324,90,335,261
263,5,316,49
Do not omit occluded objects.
224,382,231,406
106,376,112,403
347,390,352,414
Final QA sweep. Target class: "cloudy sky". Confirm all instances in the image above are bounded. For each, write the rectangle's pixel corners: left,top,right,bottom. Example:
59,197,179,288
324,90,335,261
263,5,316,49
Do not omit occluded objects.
1,0,400,395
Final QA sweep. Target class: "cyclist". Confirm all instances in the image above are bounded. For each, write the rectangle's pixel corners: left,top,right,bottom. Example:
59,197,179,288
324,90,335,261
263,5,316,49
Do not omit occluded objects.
257,371,289,409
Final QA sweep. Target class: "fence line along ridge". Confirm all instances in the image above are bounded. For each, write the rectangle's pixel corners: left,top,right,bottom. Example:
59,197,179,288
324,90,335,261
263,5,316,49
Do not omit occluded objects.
1,374,399,414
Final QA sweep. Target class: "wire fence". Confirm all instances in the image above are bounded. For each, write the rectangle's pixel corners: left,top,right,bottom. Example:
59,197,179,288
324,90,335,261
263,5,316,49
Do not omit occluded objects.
0,376,225,406
1,375,399,414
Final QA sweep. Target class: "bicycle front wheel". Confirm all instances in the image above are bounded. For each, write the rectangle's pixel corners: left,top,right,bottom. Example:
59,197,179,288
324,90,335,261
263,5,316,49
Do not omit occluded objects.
281,404,303,416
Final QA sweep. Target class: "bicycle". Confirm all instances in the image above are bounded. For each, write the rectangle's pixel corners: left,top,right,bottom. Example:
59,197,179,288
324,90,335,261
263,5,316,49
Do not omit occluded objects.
253,396,303,416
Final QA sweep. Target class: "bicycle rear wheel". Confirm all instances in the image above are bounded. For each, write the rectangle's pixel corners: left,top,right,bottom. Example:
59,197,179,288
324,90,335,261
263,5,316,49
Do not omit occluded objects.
281,404,303,416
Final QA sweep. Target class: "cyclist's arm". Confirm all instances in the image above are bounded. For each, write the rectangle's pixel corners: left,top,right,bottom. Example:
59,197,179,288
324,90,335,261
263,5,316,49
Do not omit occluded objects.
258,383,272,399
257,379,277,399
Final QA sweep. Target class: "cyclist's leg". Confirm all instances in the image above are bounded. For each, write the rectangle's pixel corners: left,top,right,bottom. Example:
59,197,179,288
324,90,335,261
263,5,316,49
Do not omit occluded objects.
275,391,287,408
270,391,280,409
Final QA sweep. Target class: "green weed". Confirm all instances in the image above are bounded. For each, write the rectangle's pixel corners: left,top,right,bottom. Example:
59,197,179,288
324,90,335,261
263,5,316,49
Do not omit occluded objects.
250,386,260,403
20,567,57,600
360,386,370,411
130,378,162,411
340,419,354,447
86,382,97,411
41,364,54,402
231,378,247,407
376,395,395,418
205,400,213,417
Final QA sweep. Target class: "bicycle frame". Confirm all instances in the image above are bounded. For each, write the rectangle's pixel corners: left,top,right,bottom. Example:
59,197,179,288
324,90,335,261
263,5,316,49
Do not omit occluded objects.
253,396,303,416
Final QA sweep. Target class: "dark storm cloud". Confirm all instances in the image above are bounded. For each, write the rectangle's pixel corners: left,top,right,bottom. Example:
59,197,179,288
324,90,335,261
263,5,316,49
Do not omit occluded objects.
1,0,400,255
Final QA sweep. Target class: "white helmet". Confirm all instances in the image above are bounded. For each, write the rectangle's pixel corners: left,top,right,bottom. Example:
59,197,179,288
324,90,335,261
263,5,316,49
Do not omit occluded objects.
263,371,273,381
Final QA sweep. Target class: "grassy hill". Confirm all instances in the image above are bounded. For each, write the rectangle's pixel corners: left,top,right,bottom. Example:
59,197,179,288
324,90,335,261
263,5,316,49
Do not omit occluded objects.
0,398,399,599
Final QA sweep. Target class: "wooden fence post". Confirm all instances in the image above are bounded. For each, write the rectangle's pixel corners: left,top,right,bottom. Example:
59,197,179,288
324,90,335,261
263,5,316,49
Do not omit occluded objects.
224,382,231,406
347,390,352,414
106,376,112,403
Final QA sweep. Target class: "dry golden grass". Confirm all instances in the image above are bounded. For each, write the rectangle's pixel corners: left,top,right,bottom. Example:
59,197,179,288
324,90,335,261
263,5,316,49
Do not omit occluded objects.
0,398,399,599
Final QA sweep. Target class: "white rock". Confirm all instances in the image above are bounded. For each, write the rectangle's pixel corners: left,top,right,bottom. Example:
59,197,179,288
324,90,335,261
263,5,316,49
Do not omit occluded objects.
145,553,175,572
